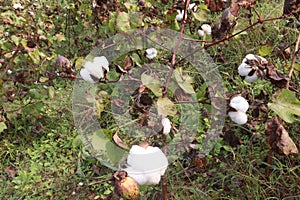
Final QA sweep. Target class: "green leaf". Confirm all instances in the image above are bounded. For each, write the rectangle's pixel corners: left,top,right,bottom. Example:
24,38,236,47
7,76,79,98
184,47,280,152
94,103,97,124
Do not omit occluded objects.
91,130,109,151
141,73,162,97
116,12,131,32
124,2,138,12
129,12,144,29
173,68,195,94
192,5,208,22
268,89,300,123
0,122,7,133
11,35,20,45
48,86,55,99
157,97,177,117
258,45,272,57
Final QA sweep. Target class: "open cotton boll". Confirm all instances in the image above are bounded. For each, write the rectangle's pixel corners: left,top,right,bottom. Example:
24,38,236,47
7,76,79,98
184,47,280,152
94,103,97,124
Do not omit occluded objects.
80,56,109,83
94,56,110,72
80,68,96,83
84,61,104,79
242,54,256,63
242,54,267,64
198,29,205,37
244,73,258,83
228,110,248,125
229,96,249,113
238,62,252,76
13,3,23,9
201,24,212,35
124,145,168,185
146,48,157,59
176,10,184,21
127,145,168,170
161,117,171,135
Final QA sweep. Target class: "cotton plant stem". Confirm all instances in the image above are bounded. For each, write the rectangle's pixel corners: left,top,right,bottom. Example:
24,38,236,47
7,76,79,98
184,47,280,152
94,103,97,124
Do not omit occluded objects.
286,31,300,89
163,0,191,98
162,2,191,199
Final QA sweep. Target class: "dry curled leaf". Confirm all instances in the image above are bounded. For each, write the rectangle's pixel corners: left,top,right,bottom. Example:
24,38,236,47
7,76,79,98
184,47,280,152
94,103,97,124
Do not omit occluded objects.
237,0,257,9
5,165,17,180
265,116,298,155
56,54,71,69
205,0,224,12
265,63,289,88
113,133,129,150
283,0,300,17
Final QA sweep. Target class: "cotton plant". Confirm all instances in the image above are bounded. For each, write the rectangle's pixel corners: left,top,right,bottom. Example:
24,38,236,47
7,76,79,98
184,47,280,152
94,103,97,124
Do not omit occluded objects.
238,54,268,83
228,95,249,125
80,56,109,83
123,145,168,185
145,48,157,59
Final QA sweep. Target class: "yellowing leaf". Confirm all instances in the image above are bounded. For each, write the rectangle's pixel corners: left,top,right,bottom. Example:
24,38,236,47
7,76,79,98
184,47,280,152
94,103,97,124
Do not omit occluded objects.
116,12,131,32
258,45,272,57
157,97,177,117
0,122,7,133
141,73,162,97
173,68,195,94
268,89,300,123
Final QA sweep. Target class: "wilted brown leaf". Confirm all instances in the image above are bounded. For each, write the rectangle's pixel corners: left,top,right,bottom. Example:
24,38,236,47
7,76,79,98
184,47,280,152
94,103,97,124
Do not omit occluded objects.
5,165,17,180
265,63,289,88
283,0,300,17
205,0,224,12
265,116,298,155
237,0,257,9
212,7,238,40
56,54,71,69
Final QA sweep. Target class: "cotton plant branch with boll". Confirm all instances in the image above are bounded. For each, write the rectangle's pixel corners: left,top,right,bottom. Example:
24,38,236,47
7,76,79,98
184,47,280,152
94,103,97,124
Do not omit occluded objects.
198,24,212,47
238,54,268,83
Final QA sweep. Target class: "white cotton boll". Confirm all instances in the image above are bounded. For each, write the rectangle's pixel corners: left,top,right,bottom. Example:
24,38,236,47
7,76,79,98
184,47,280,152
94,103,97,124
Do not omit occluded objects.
188,3,196,10
161,117,171,135
176,10,184,21
127,145,168,170
228,111,248,125
201,24,212,35
124,167,164,185
243,54,256,63
94,56,109,72
146,48,157,59
244,73,258,83
13,3,23,9
124,167,148,185
143,171,163,185
84,61,104,79
7,69,13,75
125,145,168,185
80,68,96,83
198,29,205,37
238,62,252,76
229,96,249,113
92,0,97,8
